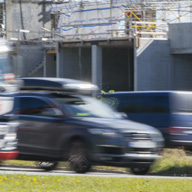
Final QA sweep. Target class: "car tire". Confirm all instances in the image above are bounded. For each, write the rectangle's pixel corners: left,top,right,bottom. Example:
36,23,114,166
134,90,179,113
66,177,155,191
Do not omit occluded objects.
130,167,150,175
38,161,58,171
68,140,91,173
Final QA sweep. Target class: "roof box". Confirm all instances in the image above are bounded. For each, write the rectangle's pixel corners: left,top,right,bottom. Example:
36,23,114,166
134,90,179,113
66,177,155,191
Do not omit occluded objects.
19,77,98,94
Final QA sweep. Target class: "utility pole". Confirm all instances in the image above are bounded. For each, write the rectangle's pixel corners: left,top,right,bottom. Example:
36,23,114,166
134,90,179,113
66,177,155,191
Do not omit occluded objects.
110,0,113,38
190,0,192,22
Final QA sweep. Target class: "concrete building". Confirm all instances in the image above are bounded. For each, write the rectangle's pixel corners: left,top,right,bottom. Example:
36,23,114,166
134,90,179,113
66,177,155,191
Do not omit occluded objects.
4,0,192,91
135,22,192,91
5,0,54,77
54,39,134,91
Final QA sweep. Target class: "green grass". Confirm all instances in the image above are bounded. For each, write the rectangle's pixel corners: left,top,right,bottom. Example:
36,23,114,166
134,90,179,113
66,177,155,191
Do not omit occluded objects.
1,160,37,167
2,148,192,175
1,149,192,192
151,148,192,175
0,174,192,192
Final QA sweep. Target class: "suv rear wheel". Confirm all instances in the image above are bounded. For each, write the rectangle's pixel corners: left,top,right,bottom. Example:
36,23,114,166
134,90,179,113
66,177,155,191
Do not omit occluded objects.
38,161,58,171
68,140,91,173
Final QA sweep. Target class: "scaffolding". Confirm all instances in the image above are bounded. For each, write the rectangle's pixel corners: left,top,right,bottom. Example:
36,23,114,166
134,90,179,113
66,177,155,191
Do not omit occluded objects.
48,0,192,40
0,1,4,37
3,0,191,78
1,0,191,42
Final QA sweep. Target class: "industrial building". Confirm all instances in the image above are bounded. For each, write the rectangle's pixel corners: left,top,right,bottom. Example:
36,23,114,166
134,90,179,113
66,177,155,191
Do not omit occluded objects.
2,0,192,91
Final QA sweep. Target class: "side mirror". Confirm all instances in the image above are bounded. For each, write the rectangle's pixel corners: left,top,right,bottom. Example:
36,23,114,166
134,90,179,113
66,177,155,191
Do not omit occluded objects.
52,108,64,116
41,108,64,117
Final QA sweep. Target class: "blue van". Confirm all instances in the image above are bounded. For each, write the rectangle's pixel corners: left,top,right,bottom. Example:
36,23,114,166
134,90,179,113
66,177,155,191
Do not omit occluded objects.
98,91,192,149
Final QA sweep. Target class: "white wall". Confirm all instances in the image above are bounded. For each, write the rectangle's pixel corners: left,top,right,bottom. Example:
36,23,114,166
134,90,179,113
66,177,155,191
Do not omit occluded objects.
6,1,52,40
136,38,192,91
169,23,192,54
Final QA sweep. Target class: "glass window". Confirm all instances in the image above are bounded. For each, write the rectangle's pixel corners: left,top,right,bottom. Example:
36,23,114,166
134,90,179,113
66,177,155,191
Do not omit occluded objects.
102,94,169,113
172,93,192,113
53,95,122,119
18,97,62,117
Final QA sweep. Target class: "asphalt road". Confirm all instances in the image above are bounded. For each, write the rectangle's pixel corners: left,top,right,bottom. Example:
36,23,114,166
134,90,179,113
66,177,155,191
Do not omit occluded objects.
0,166,192,179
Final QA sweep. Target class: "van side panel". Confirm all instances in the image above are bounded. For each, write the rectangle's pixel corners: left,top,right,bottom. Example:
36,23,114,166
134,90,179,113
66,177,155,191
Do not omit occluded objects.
100,93,172,146
101,92,170,126
101,92,192,148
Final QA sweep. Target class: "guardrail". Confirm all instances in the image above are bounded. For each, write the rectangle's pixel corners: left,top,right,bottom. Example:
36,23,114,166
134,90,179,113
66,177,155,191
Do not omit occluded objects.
132,21,168,40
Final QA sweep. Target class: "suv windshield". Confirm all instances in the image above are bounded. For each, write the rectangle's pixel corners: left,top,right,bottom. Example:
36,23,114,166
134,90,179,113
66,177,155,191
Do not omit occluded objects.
54,95,122,119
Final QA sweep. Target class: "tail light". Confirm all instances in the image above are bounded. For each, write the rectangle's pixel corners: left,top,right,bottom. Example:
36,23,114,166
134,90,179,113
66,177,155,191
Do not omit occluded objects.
167,127,185,135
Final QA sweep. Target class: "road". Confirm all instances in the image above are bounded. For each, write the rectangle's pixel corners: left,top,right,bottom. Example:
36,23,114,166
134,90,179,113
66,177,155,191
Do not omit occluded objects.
0,166,192,179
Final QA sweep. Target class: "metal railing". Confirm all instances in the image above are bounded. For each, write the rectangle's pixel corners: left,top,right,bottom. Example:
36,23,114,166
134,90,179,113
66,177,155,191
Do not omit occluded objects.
0,20,168,45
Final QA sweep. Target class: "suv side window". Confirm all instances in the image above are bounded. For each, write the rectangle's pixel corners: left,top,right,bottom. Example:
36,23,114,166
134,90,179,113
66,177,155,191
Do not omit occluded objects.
18,97,63,117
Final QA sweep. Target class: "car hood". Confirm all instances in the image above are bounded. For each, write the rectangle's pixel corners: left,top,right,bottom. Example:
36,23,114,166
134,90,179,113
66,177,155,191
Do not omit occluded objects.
77,117,161,135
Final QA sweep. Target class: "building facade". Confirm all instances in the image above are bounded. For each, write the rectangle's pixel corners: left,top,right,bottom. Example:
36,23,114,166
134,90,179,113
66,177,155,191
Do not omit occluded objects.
4,0,192,91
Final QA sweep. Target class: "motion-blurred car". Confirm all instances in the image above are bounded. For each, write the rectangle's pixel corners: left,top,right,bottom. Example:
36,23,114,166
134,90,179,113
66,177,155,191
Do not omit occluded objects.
15,78,164,175
0,96,19,160
0,39,20,161
97,91,192,149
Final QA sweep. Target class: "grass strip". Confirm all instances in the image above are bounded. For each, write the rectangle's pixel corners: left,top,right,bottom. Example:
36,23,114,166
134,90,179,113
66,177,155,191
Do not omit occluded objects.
3,148,192,175
0,174,192,192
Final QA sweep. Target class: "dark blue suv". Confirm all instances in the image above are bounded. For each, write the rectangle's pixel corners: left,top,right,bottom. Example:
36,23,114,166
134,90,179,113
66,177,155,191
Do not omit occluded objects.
14,78,164,175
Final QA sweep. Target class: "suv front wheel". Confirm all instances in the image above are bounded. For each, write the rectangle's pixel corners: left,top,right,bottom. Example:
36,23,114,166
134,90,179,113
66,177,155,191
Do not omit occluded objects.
68,140,91,173
130,166,150,175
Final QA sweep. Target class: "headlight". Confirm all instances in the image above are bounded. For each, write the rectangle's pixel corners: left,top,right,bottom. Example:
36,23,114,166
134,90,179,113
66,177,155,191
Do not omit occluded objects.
0,125,8,134
151,131,164,141
88,128,119,136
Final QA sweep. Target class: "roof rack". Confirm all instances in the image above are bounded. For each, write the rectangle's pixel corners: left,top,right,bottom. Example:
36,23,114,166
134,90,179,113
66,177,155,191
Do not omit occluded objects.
19,77,98,94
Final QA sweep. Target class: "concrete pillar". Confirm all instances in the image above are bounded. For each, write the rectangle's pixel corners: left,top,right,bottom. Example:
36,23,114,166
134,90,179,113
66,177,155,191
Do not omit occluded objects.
43,51,47,77
92,45,102,92
56,42,63,78
133,37,137,91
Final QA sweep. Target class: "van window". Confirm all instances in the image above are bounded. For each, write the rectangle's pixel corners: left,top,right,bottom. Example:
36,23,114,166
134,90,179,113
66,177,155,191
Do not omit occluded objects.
102,94,169,113
172,93,192,113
